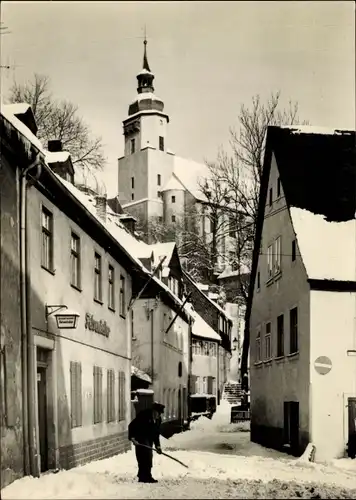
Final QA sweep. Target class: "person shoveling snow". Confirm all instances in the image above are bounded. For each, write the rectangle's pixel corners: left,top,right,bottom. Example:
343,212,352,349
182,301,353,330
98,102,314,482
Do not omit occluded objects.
128,401,187,484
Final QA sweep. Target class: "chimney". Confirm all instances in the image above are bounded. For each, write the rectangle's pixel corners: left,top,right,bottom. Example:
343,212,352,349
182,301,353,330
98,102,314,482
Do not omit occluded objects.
48,140,63,152
95,195,107,223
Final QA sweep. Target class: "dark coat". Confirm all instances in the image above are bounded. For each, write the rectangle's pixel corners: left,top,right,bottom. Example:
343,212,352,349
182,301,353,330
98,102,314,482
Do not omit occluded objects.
128,408,162,448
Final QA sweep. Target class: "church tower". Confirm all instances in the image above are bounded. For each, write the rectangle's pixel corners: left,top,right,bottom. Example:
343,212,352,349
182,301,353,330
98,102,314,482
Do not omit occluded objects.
118,38,175,225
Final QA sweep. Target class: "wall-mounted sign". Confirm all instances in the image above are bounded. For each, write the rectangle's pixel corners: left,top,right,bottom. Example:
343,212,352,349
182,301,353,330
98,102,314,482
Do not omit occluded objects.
314,355,332,375
85,313,110,337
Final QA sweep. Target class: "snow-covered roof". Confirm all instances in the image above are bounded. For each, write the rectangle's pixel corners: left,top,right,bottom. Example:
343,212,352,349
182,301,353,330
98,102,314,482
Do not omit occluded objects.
131,92,163,104
2,103,32,116
149,242,176,267
131,365,152,383
281,124,354,136
183,272,233,321
46,151,71,163
187,304,221,341
122,198,149,208
161,174,185,192
1,104,44,154
173,156,210,202
290,207,356,281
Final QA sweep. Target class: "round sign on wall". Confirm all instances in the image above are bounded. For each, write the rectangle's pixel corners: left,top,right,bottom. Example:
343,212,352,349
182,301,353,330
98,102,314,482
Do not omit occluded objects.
314,356,332,375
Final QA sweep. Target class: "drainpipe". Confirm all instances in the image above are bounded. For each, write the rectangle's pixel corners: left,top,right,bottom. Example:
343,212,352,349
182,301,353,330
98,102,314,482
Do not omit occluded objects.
20,154,42,478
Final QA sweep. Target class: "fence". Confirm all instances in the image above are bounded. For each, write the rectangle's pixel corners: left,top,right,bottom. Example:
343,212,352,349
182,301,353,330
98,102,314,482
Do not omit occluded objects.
230,408,250,423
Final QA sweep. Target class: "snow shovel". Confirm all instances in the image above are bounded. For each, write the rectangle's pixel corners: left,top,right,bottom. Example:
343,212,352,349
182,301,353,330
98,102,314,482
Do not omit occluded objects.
133,441,189,469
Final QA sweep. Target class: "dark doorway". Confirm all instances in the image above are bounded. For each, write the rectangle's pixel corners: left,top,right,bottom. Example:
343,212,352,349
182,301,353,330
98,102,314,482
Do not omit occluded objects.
347,398,356,458
37,348,49,472
284,401,299,454
178,388,182,423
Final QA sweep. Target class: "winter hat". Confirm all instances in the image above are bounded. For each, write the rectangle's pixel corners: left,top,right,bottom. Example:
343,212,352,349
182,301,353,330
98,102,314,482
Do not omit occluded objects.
152,401,165,414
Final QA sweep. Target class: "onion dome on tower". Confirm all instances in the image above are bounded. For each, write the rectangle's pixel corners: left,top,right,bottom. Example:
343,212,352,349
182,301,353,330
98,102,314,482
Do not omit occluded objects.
128,38,165,116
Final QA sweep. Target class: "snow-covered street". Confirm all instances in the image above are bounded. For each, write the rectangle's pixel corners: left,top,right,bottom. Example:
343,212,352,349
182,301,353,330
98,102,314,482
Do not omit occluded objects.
2,401,356,499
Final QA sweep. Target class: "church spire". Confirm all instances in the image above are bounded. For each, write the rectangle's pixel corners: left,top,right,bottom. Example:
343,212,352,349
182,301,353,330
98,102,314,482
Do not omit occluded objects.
137,38,154,94
143,38,151,72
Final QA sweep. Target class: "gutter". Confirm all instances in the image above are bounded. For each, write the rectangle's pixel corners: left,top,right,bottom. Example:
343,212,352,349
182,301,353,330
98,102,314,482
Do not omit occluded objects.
20,154,42,478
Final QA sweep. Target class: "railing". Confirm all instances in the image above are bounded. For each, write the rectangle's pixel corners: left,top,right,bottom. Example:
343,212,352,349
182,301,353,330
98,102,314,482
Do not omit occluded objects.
230,409,250,423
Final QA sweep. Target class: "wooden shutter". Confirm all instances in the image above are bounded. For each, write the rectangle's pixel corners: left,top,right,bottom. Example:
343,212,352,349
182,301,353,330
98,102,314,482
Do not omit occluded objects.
77,362,82,426
122,372,126,421
70,361,76,428
98,367,103,422
93,366,97,423
118,371,122,421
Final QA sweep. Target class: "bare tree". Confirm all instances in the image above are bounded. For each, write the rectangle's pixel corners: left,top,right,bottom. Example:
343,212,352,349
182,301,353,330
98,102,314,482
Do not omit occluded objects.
8,73,106,173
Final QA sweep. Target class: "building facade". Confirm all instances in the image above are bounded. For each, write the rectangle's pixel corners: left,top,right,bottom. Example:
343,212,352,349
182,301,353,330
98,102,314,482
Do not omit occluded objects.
0,104,157,487
246,125,356,460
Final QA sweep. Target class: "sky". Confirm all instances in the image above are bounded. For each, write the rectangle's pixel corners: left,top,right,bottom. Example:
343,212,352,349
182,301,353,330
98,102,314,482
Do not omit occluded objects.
1,1,355,196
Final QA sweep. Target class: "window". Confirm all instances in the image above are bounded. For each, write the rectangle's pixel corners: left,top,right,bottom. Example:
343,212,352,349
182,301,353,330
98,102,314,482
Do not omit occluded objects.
290,307,298,354
118,371,126,421
157,174,161,186
256,327,261,362
257,271,261,290
202,377,207,394
108,265,115,310
172,215,176,223
277,177,281,197
229,214,235,237
93,366,103,424
130,138,135,154
131,177,135,189
41,206,53,271
274,236,281,274
212,377,217,395
131,309,135,339
269,187,273,206
70,233,80,288
157,191,161,198
171,195,176,203
159,136,164,151
131,193,134,201
70,361,82,428
178,362,182,377
107,369,115,422
292,239,296,261
204,342,209,356
267,245,273,279
158,216,163,223
120,275,126,316
94,253,102,301
277,314,284,357
265,322,272,359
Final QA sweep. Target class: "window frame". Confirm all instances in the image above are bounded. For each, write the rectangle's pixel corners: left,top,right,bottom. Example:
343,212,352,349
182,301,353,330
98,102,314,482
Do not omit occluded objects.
119,275,126,318
277,314,284,357
70,232,81,290
289,307,298,354
265,322,272,360
274,236,282,275
108,264,115,311
94,252,102,303
41,205,54,272
256,327,261,362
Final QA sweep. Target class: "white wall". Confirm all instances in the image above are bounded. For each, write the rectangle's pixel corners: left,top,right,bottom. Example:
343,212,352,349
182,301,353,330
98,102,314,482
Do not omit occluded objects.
310,290,356,460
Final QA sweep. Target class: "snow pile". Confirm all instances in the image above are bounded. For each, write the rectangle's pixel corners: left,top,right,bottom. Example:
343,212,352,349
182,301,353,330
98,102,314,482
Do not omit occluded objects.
290,207,356,281
3,448,356,499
